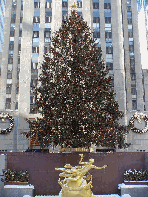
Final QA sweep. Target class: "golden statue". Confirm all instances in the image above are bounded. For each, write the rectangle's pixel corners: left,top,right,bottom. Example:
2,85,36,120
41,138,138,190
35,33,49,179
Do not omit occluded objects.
55,154,108,197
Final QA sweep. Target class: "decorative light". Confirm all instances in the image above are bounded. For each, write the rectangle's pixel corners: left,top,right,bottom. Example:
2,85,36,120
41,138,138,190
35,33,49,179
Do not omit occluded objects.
128,112,148,134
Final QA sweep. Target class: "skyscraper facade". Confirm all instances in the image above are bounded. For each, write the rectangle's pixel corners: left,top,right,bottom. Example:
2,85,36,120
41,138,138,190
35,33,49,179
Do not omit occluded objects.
0,0,7,72
0,0,147,152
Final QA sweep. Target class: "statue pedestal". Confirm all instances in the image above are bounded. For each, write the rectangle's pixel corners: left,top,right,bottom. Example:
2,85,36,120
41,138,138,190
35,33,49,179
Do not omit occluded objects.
59,189,94,197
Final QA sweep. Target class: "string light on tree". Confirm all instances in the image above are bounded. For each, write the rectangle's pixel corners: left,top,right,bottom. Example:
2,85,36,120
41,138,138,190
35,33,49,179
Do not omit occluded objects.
22,7,131,150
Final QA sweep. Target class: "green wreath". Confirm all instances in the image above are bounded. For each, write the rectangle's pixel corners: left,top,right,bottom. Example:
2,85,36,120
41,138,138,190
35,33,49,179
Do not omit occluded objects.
0,113,14,134
128,112,148,134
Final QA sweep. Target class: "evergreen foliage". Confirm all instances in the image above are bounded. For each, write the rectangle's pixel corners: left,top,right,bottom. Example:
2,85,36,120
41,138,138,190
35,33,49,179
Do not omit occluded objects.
23,9,131,150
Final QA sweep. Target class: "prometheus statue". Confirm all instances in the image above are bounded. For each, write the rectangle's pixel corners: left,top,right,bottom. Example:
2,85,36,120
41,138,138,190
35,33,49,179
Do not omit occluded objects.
55,154,108,197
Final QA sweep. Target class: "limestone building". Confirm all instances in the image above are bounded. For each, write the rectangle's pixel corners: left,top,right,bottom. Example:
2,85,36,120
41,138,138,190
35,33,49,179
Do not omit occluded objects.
0,0,148,152
0,0,7,74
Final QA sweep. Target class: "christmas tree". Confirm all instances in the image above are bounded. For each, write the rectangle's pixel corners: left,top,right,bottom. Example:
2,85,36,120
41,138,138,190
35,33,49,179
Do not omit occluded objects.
23,8,131,150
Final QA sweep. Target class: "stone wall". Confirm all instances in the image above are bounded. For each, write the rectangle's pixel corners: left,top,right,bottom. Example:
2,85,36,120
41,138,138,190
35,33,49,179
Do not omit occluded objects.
0,152,147,196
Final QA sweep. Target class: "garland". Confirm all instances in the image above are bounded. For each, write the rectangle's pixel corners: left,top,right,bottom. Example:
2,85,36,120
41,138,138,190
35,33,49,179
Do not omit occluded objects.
0,113,15,134
128,112,148,134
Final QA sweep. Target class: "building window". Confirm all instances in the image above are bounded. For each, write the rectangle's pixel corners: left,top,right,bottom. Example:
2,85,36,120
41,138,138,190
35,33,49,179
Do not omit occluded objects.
105,17,111,23
20,17,23,23
132,100,137,110
11,18,16,23
45,2,52,8
93,2,99,9
9,44,14,50
34,2,40,8
32,47,39,53
33,16,40,23
62,1,67,7
45,16,52,23
77,1,82,8
130,66,135,73
8,58,13,64
127,18,132,24
106,62,113,70
6,85,12,94
18,44,21,52
104,3,111,9
16,87,19,94
6,98,11,109
131,73,136,80
62,15,68,20
30,96,36,104
19,30,22,37
127,6,131,11
93,31,100,38
8,64,13,71
131,88,136,95
44,46,48,53
31,62,38,70
17,71,19,79
129,45,134,53
93,17,100,23
15,102,18,110
10,31,15,37
7,73,12,79
127,11,132,18
106,47,113,54
18,57,20,64
130,58,134,66
105,31,112,38
30,79,37,87
33,31,39,38
128,31,133,37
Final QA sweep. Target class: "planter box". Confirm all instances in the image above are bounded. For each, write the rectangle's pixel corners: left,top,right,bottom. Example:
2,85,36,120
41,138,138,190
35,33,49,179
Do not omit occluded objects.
4,181,29,186
124,181,148,185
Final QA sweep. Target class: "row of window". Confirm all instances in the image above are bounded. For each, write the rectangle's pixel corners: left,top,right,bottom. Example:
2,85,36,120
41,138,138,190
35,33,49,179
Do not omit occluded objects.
10,30,22,37
62,1,82,8
93,17,111,23
8,58,20,64
93,31,112,39
32,46,50,53
7,71,19,79
35,2,52,8
5,98,18,110
34,2,111,9
35,1,82,8
6,85,19,94
33,16,52,23
33,31,51,38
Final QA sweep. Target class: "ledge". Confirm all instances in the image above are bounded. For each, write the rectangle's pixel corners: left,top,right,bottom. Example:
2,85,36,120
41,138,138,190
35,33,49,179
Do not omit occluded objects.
118,183,148,189
4,184,34,189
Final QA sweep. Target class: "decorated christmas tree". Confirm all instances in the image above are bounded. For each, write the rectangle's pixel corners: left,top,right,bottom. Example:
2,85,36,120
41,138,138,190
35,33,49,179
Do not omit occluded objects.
23,8,131,150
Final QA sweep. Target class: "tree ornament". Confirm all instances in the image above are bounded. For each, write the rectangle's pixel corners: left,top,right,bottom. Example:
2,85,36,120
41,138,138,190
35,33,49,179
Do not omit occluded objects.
24,9,130,150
